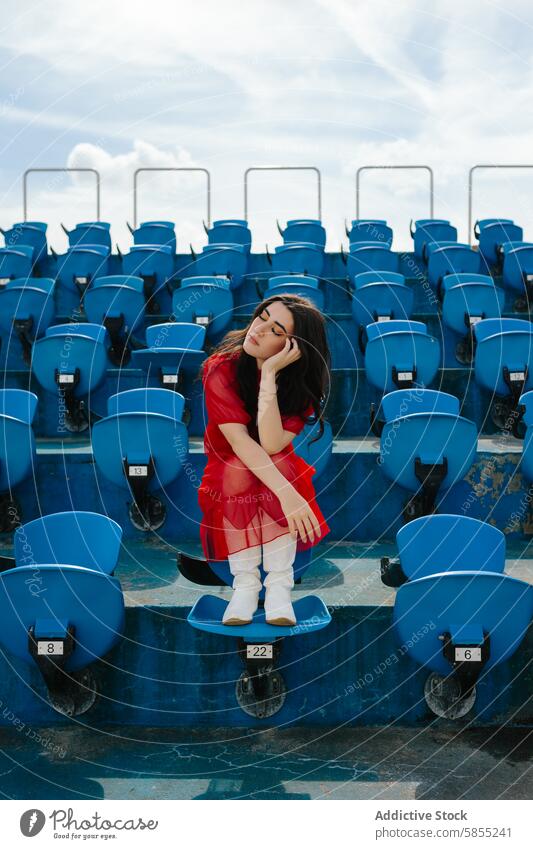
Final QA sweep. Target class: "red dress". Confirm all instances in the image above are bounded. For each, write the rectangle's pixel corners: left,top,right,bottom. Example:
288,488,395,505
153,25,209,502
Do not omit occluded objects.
198,351,330,561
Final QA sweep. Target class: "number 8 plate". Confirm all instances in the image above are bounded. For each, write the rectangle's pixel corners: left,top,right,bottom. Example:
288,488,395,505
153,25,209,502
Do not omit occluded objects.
37,641,64,656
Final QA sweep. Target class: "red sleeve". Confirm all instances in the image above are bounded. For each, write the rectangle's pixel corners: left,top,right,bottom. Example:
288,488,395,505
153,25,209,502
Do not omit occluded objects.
203,355,251,427
282,403,314,436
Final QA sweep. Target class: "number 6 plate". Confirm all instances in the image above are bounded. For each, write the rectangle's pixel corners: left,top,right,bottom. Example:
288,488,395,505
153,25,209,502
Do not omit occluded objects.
246,644,273,660
455,646,481,662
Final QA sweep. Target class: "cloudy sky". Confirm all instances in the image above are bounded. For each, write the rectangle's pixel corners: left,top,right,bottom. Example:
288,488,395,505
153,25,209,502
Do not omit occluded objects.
1,0,533,250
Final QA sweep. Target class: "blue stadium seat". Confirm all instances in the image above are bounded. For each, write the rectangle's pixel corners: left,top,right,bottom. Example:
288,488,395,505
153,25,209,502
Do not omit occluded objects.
279,219,326,250
92,388,189,530
193,244,248,289
411,219,457,259
0,389,37,530
122,244,174,314
84,274,146,366
271,243,323,277
1,222,48,264
441,273,505,364
379,388,477,521
394,571,533,717
364,320,440,392
426,242,482,292
130,220,176,252
56,244,110,310
347,244,399,279
501,242,533,303
0,510,124,715
63,221,112,250
131,322,206,393
207,220,251,252
172,276,234,339
346,219,393,248
382,514,505,586
292,416,333,480
0,277,55,364
518,389,533,481
265,274,324,311
351,277,414,331
474,317,533,431
475,218,523,265
31,323,109,432
0,245,34,284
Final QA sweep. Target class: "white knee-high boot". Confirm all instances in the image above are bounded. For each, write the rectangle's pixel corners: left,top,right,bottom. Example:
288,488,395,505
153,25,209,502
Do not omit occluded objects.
223,544,262,625
262,533,297,626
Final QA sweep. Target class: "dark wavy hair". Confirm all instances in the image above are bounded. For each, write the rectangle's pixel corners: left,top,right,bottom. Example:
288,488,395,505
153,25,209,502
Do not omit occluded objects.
198,293,331,442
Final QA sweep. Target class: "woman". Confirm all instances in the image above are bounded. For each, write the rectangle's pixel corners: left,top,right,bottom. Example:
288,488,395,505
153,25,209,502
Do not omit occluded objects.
198,293,331,627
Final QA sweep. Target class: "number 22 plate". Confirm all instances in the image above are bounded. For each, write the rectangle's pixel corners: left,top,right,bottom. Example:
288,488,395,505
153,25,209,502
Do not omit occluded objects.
246,644,273,659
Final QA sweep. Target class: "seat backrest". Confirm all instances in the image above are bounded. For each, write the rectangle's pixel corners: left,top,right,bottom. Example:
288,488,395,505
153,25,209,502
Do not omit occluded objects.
107,388,185,420
0,389,38,424
145,322,206,350
45,322,108,343
381,389,459,422
366,320,427,341
474,317,533,344
268,274,320,289
396,514,505,579
91,274,144,293
15,511,123,575
354,271,406,288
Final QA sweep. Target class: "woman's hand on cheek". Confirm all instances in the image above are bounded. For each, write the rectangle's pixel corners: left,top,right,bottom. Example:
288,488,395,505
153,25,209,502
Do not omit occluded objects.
262,338,302,376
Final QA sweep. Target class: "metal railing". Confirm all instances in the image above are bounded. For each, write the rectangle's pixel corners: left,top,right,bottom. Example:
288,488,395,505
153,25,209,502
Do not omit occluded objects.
468,164,533,240
23,168,101,222
132,167,211,228
244,166,322,220
355,165,434,219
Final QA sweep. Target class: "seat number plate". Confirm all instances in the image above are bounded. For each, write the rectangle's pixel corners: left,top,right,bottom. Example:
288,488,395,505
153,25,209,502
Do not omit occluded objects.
58,374,75,384
129,465,148,477
37,641,64,656
455,647,481,662
162,374,179,384
510,372,525,382
397,371,413,381
196,316,210,325
246,644,273,659
377,315,391,322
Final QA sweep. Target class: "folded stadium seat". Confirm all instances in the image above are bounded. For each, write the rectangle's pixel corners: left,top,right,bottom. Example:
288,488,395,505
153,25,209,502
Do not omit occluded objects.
56,244,110,313
0,245,34,285
381,513,505,587
271,243,324,277
410,219,457,259
192,243,248,290
31,323,109,432
278,219,326,250
393,570,533,718
0,277,55,365
122,244,174,315
474,218,523,266
129,220,176,253
0,389,37,530
0,510,125,716
131,321,206,401
346,219,393,248
426,242,482,294
518,389,533,485
441,273,505,364
1,222,48,265
62,221,112,250
364,320,440,395
92,388,189,530
501,242,533,308
351,271,414,341
347,243,399,279
473,317,533,433
206,219,251,252
264,274,324,311
378,388,477,521
83,274,146,366
172,276,234,339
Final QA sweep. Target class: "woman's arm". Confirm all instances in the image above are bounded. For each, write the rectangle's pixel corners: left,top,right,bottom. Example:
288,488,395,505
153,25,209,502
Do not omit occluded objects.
257,369,296,454
218,422,320,542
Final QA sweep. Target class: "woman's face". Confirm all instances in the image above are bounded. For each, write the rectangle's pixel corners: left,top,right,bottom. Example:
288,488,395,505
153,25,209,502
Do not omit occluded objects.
243,300,295,363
